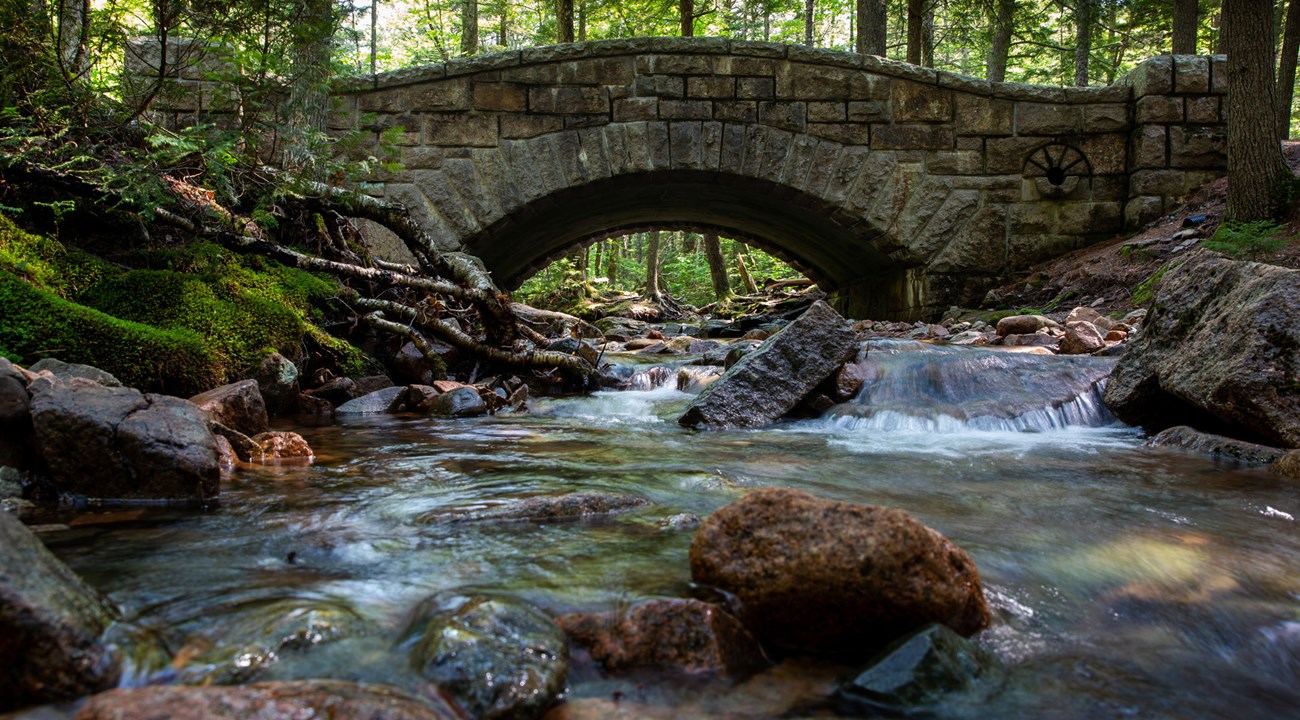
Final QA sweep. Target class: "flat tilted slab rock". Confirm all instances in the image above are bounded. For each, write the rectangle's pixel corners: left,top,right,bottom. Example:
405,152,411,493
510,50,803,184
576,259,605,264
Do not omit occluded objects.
679,301,857,429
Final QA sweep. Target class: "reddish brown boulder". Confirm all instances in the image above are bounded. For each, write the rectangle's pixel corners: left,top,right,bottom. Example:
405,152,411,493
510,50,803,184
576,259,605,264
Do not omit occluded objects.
557,598,765,677
250,431,313,461
190,379,269,437
1059,321,1106,355
73,681,464,720
689,488,991,659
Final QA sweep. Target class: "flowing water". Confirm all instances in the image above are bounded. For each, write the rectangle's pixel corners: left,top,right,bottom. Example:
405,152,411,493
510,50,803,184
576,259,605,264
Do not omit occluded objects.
28,341,1300,719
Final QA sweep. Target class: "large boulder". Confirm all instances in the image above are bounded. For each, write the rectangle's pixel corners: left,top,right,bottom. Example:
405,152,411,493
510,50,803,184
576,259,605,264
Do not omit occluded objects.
73,681,463,720
1148,425,1287,466
679,301,857,429
0,359,37,470
30,378,220,503
189,379,269,437
689,488,991,659
0,512,121,711
557,598,765,677
335,386,406,415
1104,251,1300,446
251,353,299,416
401,593,567,720
27,358,121,387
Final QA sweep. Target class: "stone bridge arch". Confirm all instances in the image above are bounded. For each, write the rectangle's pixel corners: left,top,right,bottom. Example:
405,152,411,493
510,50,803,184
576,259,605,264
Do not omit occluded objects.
132,37,1229,318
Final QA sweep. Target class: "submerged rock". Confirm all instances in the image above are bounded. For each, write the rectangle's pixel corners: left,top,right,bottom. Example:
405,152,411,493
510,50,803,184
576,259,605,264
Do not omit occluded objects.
679,301,857,429
401,593,567,720
336,386,407,415
30,378,219,503
427,386,486,418
0,511,121,711
73,680,463,720
1104,251,1300,446
1270,450,1300,478
1149,426,1287,466
558,598,766,677
835,623,1004,714
416,492,648,525
689,488,991,659
190,379,270,437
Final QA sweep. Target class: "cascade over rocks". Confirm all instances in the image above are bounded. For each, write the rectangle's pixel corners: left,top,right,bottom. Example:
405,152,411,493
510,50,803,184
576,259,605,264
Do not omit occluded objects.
189,379,270,436
30,378,220,503
1104,251,1300,446
679,301,857,429
689,488,991,660
0,512,121,711
73,681,464,720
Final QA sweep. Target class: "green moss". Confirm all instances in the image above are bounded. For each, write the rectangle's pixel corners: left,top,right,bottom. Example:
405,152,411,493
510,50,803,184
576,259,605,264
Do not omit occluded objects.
1203,220,1287,259
1131,264,1169,306
0,271,222,394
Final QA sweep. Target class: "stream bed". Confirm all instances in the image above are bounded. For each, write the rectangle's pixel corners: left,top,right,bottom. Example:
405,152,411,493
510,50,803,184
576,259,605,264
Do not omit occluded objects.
28,342,1300,719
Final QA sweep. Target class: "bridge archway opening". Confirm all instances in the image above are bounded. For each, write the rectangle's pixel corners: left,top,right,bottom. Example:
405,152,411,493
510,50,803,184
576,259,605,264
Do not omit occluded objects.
464,170,921,319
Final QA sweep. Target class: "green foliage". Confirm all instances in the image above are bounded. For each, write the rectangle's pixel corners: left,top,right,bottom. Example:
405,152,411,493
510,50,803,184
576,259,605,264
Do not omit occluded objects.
1131,264,1169,306
1203,220,1287,259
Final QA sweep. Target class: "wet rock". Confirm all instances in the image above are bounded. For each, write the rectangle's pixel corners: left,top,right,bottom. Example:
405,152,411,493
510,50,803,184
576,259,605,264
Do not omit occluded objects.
1149,426,1287,466
1065,306,1117,331
947,330,995,345
676,367,722,393
352,375,395,397
294,392,334,417
427,386,486,418
1059,321,1107,355
336,386,406,415
687,339,722,354
680,301,857,429
30,379,219,503
73,681,462,720
391,340,455,385
394,384,440,412
623,338,660,351
722,340,762,368
835,623,1004,715
548,337,600,366
1000,332,1060,349
558,598,765,677
401,593,567,720
249,431,313,461
594,316,647,339
834,349,877,400
689,488,991,659
252,353,300,416
305,376,357,406
189,379,270,437
514,303,603,339
416,492,648,525
1270,450,1300,477
0,511,121,710
994,314,1059,336
0,359,36,471
657,513,701,531
27,358,121,387
1104,251,1300,446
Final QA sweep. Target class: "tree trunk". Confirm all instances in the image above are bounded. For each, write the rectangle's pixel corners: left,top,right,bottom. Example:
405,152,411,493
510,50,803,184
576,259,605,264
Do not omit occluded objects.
578,1,586,41
1074,0,1093,86
704,234,730,300
988,0,1015,82
680,0,694,36
856,0,887,55
736,253,758,294
907,0,923,64
57,0,89,80
461,0,478,55
645,230,663,301
284,0,335,172
557,0,574,42
1225,0,1290,220
499,2,508,47
1278,0,1300,138
1173,0,1199,54
922,5,935,67
606,241,618,285
804,0,815,46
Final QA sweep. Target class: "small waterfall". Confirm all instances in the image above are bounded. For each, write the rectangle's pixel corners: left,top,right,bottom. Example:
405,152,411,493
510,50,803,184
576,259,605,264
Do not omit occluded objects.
627,365,675,390
827,339,1118,432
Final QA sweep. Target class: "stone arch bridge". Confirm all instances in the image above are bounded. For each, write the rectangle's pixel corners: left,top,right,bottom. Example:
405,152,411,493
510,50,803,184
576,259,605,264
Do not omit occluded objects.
143,38,1228,319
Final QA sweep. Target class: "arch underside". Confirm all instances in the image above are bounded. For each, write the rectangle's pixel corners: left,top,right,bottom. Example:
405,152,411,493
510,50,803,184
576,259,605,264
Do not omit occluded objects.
464,170,897,293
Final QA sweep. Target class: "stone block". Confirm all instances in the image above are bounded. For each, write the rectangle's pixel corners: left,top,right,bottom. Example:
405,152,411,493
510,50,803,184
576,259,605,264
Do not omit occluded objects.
359,88,407,113
714,100,758,122
847,100,890,122
927,204,1009,274
807,101,846,122
719,123,747,174
1169,126,1226,168
1173,55,1210,94
441,157,504,225
758,101,807,131
500,64,560,84
1008,203,1054,235
1124,195,1165,227
701,121,724,171
891,80,952,122
1211,55,1228,94
1082,103,1130,132
637,54,712,74
411,170,481,237
1123,55,1174,97
499,114,564,139
634,74,684,98
954,95,1011,135
802,140,849,195
926,151,984,175
1015,103,1080,134
613,97,658,121
715,56,776,75
807,123,869,145
1186,96,1220,124
1128,169,1186,196
819,146,873,204
560,57,634,85
778,133,822,188
872,124,953,151
1057,201,1122,234
980,137,1045,173
399,146,446,170
409,81,472,111
472,82,527,112
425,115,499,147
670,122,705,170
1135,95,1182,123
736,76,776,100
1008,233,1085,265
1079,134,1127,175
529,86,609,114
660,99,713,120
1131,125,1167,169
686,76,735,98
